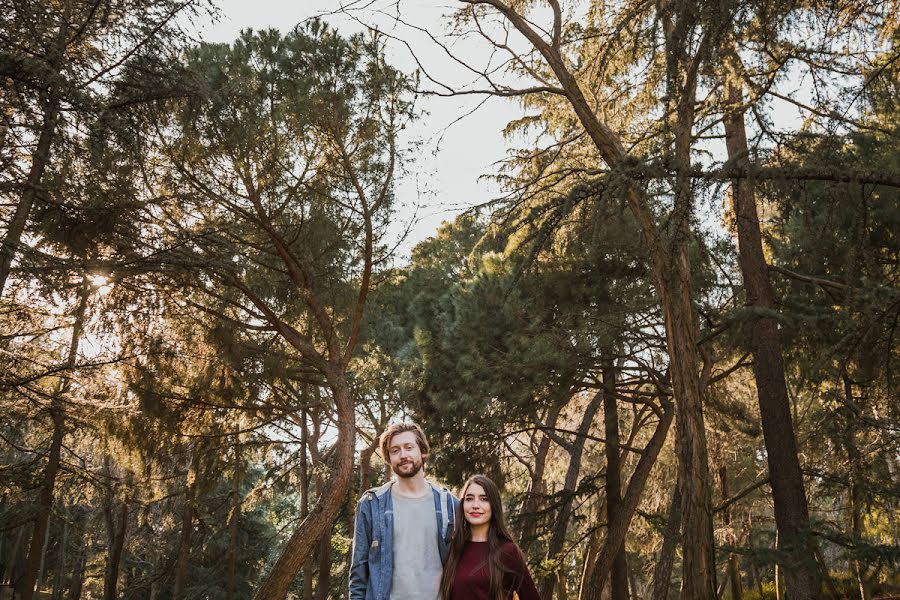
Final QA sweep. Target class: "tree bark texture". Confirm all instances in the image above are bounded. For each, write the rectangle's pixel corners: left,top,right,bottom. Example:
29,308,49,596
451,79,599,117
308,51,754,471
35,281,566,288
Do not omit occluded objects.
723,77,821,600
51,516,67,600
103,497,128,600
719,466,742,600
173,453,198,600
314,534,332,600
650,471,682,600
602,358,629,600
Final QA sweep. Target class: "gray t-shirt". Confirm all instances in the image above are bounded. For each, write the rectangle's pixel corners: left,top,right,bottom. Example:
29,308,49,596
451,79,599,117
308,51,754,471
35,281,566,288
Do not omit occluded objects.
390,488,442,600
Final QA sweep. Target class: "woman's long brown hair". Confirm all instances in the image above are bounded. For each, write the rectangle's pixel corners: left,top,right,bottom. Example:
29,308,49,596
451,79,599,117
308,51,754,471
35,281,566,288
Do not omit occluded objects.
438,474,523,600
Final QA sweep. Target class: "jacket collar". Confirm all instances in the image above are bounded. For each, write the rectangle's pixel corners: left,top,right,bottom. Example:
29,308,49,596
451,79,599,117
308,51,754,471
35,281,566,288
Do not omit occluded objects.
371,479,445,499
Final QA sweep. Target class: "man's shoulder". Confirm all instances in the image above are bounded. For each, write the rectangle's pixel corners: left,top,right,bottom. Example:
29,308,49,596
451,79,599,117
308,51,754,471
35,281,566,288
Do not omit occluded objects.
426,480,458,499
359,480,394,503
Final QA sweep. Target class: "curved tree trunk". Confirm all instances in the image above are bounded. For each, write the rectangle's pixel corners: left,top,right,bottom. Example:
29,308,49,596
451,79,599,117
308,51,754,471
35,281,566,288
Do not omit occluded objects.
251,374,355,600
723,74,821,600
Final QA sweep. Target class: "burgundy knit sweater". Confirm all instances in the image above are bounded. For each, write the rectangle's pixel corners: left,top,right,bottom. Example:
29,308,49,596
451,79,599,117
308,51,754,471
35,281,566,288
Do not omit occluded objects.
449,541,541,600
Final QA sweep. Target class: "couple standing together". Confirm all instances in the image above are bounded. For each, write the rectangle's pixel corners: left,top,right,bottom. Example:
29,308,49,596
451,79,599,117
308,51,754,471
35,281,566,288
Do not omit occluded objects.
349,422,541,600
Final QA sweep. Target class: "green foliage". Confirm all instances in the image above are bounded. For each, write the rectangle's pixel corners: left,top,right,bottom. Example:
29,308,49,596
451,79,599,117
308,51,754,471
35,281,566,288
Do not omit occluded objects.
2,1,899,599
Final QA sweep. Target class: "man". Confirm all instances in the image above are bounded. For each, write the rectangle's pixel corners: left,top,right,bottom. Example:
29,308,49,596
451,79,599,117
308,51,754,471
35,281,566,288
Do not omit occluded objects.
349,422,458,600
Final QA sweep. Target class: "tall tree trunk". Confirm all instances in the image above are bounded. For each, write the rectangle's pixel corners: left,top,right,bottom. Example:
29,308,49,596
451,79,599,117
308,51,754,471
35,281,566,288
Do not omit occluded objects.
103,494,128,600
35,515,52,592
226,444,242,600
723,74,821,600
841,377,871,600
299,409,313,600
775,532,783,600
0,2,70,297
0,98,60,297
251,373,355,600
17,278,89,600
310,409,332,600
581,401,674,598
719,467,742,600
51,515,68,600
67,535,86,600
557,575,569,600
314,534,332,600
669,34,718,597
173,452,199,600
5,526,25,586
602,357,629,600
520,401,563,555
460,6,718,596
539,391,603,600
578,498,607,600
650,472,682,600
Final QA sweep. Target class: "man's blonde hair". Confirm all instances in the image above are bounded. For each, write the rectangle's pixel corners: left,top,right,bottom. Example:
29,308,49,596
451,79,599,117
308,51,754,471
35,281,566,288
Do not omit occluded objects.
379,422,430,463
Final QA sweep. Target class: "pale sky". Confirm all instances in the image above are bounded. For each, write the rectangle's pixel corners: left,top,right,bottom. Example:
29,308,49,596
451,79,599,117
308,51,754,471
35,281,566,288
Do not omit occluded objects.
193,0,519,259
190,1,812,259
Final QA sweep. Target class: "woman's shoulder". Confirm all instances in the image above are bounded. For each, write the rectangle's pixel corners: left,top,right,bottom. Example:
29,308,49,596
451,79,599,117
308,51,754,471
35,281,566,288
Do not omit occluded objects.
499,540,526,564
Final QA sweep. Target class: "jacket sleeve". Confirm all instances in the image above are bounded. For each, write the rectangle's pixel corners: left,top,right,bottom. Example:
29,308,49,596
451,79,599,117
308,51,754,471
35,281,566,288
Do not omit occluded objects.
348,495,372,600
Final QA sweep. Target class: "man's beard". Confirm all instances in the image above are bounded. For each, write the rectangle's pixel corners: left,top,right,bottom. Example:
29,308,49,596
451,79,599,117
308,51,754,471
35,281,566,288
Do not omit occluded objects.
392,458,423,479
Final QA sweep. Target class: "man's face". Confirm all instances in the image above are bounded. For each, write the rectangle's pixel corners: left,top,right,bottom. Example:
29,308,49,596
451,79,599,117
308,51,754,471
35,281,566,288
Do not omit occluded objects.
388,431,425,479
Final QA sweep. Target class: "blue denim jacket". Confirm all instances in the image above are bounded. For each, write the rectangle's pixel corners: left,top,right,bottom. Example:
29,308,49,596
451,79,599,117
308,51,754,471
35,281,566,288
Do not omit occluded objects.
348,480,459,600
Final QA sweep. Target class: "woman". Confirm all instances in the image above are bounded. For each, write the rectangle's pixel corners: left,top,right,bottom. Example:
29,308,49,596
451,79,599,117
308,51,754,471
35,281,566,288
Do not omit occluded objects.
438,474,541,600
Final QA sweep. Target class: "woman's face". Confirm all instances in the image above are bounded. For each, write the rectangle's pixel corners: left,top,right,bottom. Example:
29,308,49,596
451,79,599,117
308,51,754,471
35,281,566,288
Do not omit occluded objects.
462,482,492,529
